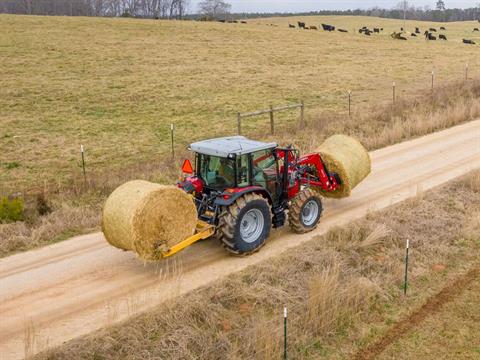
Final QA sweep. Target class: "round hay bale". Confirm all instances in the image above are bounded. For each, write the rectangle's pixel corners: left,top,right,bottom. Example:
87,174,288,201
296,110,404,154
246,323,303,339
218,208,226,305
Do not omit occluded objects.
102,180,197,260
315,135,371,198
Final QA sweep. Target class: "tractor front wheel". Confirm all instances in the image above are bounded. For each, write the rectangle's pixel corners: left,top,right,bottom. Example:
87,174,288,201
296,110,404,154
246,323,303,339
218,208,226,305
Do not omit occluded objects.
289,188,323,234
218,193,271,255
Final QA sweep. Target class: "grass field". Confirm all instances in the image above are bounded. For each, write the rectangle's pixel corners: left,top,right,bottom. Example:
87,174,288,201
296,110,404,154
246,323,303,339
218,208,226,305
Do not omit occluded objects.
2,14,480,192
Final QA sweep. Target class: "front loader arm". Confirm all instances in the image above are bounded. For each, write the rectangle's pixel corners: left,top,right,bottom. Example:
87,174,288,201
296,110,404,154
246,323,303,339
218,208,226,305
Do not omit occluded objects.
297,153,340,192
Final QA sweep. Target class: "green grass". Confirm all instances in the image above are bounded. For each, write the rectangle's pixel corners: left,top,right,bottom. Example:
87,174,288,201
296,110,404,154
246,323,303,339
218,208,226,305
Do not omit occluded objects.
1,14,480,193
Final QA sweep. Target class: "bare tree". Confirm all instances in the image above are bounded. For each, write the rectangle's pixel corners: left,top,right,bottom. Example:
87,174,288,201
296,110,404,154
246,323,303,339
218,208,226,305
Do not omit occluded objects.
436,0,446,11
198,0,231,20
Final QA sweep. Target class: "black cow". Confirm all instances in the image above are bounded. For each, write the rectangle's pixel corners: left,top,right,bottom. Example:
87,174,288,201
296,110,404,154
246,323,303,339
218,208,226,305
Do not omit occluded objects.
439,34,447,40
374,28,380,33
473,28,480,32
429,27,437,32
425,31,436,40
321,23,335,31
391,32,407,40
298,21,306,29
411,33,417,37
463,39,476,44
338,28,348,33
415,27,421,34
241,21,247,24
309,26,318,30
289,24,295,28
440,26,446,30
218,19,226,23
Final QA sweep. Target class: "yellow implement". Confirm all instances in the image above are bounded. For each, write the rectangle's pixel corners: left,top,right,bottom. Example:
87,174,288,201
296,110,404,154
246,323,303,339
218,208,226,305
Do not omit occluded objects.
160,220,215,258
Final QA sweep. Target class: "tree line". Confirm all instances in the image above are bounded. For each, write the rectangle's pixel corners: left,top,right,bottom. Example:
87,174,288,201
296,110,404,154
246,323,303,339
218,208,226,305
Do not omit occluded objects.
1,0,480,22
225,6,480,23
0,0,190,18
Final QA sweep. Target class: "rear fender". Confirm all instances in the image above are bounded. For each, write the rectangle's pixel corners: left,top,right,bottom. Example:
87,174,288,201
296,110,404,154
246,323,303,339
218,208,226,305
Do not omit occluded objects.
214,187,273,208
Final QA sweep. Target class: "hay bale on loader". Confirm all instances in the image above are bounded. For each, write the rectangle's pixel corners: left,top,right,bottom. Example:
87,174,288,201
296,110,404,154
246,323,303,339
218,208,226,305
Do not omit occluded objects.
315,135,371,198
102,180,197,260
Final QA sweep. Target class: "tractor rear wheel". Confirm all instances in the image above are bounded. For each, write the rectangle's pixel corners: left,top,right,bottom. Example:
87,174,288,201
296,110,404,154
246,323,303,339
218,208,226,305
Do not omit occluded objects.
289,188,323,234
217,193,271,255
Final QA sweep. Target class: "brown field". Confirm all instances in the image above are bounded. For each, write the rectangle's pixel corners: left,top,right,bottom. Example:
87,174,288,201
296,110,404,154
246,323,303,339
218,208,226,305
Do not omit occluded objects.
2,14,480,256
1,14,480,192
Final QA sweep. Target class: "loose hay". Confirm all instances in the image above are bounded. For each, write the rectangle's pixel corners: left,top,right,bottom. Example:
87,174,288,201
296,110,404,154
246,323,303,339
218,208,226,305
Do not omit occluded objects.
102,180,197,260
316,135,371,198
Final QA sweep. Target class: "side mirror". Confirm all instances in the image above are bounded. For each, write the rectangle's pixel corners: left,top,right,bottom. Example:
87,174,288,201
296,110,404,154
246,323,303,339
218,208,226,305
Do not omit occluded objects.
182,159,193,174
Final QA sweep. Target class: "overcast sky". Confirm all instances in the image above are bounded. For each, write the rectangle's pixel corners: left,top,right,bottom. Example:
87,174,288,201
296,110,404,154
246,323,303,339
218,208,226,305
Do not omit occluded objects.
191,1,479,13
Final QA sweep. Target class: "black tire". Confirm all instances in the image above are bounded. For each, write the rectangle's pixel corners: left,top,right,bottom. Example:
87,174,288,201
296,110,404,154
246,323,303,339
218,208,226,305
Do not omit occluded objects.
217,193,271,255
289,188,323,234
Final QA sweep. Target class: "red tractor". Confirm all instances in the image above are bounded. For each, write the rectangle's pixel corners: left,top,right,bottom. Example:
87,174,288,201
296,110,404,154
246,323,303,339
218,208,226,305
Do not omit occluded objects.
178,136,341,255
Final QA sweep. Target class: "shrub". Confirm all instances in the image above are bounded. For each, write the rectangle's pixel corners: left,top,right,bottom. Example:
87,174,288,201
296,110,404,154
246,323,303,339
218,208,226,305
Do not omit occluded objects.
0,196,24,222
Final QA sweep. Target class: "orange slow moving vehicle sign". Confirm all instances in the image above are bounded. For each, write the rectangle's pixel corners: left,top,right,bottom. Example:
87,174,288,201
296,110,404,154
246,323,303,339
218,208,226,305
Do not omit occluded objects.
182,159,194,174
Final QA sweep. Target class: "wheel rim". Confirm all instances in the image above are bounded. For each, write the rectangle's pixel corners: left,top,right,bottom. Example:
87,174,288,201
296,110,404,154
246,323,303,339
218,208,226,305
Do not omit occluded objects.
301,199,319,226
240,209,265,243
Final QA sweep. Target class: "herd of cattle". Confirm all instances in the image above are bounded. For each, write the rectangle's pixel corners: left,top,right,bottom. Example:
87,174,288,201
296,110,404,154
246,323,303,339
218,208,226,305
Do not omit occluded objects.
287,21,479,45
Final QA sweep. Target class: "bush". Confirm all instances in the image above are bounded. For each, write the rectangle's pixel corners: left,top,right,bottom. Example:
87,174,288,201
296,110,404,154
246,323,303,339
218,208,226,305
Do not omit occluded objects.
0,197,24,222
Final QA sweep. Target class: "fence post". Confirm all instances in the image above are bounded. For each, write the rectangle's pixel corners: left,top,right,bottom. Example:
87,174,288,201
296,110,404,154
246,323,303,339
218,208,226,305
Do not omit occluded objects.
404,239,410,295
431,70,434,92
300,100,305,128
392,81,396,105
465,63,469,81
348,90,352,117
80,144,86,185
237,112,242,135
270,105,275,135
283,306,288,360
170,124,175,160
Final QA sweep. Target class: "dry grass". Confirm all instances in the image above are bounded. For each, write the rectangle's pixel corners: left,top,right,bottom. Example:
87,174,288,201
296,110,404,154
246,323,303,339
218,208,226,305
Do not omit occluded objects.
2,14,480,256
37,171,480,360
278,80,480,155
463,169,480,193
0,202,100,256
1,14,480,193
378,272,480,360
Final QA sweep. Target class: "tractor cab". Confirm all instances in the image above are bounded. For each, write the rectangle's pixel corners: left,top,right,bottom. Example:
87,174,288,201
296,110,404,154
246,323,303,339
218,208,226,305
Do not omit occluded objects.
182,136,282,199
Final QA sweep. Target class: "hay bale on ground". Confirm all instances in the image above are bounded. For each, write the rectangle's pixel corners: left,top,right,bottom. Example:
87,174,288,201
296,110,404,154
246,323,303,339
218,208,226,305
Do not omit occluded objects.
102,180,197,260
315,135,371,198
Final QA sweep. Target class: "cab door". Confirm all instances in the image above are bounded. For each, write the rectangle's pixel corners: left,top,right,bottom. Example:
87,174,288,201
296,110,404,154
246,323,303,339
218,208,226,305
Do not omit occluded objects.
251,149,279,199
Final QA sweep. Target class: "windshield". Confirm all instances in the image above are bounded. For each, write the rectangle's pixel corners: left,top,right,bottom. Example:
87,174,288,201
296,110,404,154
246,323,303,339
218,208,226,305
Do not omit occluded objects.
198,154,236,189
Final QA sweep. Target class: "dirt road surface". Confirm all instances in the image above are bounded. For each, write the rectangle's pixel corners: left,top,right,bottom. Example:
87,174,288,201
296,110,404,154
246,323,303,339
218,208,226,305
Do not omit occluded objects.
1,120,479,359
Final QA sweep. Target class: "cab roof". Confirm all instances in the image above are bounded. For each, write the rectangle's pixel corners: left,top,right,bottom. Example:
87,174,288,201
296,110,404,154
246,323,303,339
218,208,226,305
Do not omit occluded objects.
189,136,277,158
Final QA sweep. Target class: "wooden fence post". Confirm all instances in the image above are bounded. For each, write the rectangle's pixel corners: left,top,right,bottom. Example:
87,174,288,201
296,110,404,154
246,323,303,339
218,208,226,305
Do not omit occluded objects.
80,144,86,185
269,105,274,135
465,63,469,81
170,124,175,160
237,112,242,135
392,81,396,105
431,70,434,92
348,90,351,117
300,100,305,128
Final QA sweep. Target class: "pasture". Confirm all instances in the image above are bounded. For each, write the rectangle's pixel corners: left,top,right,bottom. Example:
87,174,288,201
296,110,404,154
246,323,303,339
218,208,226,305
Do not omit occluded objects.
1,14,480,192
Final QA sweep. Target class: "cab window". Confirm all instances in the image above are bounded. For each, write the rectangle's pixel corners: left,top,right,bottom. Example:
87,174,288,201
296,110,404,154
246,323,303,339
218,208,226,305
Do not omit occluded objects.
236,154,250,187
251,149,277,195
199,154,235,188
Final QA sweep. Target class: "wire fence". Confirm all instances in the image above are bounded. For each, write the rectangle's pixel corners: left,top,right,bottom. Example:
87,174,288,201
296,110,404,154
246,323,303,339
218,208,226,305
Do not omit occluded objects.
6,62,480,199
209,286,369,359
